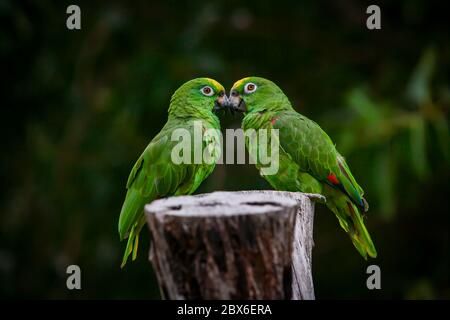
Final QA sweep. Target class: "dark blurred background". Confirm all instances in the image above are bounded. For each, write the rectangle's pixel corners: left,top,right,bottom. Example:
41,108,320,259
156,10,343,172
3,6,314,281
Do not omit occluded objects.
1,0,449,299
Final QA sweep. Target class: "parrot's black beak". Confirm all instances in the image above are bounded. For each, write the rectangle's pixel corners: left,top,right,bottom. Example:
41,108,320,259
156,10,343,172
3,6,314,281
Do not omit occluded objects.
228,89,246,113
214,93,230,112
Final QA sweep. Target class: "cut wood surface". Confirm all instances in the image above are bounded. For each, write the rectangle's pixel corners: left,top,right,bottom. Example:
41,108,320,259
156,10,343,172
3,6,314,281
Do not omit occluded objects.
145,190,322,300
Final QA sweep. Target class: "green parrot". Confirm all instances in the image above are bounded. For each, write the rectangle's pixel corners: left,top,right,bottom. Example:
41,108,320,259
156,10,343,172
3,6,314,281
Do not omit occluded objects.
118,78,226,267
227,76,377,259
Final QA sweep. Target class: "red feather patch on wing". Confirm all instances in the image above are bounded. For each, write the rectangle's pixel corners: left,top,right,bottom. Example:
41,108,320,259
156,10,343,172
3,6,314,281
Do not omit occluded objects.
327,173,340,185
270,117,279,125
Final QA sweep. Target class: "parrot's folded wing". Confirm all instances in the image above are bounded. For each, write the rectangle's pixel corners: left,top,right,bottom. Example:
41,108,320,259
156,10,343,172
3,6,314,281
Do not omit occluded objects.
273,113,367,211
118,133,188,266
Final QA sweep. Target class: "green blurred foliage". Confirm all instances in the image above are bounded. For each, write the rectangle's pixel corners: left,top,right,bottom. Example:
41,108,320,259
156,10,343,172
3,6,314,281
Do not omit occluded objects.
0,0,448,299
329,48,449,218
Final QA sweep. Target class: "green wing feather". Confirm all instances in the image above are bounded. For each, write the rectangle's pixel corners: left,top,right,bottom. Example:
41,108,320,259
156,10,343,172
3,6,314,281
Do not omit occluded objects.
118,121,218,267
273,112,366,210
271,111,376,258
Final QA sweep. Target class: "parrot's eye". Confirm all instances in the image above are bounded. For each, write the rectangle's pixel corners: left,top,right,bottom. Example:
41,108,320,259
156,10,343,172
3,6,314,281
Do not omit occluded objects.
201,86,214,97
244,83,257,94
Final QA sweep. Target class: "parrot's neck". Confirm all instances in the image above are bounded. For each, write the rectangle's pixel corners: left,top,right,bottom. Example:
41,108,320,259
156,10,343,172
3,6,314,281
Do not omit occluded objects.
168,103,219,128
249,94,293,113
243,95,293,129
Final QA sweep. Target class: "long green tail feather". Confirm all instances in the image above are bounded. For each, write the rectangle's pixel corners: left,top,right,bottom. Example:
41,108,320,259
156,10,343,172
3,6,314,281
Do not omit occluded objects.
121,229,134,268
121,214,146,268
132,233,139,261
118,189,146,241
329,200,377,259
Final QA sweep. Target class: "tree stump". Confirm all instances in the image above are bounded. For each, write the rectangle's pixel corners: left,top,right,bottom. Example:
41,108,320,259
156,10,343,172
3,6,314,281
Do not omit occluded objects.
145,190,322,300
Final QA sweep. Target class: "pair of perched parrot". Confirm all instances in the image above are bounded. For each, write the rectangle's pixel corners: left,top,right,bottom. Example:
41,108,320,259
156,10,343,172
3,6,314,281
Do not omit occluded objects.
118,77,377,268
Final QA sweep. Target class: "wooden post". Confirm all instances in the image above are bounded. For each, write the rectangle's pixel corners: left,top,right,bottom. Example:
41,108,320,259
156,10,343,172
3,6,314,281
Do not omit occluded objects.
145,190,322,300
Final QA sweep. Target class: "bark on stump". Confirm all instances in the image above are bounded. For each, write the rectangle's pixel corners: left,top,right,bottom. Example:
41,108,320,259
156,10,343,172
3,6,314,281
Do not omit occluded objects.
145,190,322,300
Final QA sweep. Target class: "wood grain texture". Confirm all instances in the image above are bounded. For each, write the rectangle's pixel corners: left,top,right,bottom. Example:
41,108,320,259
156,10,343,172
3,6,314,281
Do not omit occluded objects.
145,191,321,300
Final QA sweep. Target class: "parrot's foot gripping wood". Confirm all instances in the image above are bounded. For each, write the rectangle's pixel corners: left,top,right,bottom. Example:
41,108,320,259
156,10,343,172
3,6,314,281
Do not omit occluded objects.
145,190,321,300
